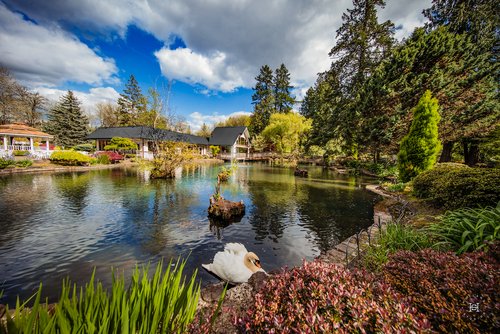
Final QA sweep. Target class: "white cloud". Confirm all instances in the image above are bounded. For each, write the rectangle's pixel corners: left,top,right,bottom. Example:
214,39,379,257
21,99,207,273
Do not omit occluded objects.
154,48,247,93
0,3,118,87
188,111,252,132
35,86,120,116
3,0,432,94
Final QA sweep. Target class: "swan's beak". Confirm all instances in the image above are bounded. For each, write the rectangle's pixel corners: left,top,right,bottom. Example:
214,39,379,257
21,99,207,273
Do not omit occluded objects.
253,259,262,268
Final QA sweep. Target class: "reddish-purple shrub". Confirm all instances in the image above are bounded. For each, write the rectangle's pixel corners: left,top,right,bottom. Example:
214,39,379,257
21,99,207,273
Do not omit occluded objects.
382,247,500,333
240,260,431,333
95,151,123,163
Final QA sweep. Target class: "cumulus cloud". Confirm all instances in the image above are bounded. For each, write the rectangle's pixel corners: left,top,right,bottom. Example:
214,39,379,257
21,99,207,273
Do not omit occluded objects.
154,48,247,93
188,111,252,132
0,3,118,87
3,0,431,93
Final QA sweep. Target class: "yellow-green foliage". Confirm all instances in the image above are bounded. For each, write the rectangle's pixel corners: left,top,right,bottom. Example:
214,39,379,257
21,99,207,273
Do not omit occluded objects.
398,90,442,182
262,113,312,154
104,137,138,151
50,150,92,166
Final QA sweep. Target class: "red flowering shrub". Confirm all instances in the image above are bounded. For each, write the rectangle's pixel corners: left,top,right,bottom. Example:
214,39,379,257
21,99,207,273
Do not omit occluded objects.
382,247,500,333
95,151,123,163
240,260,431,333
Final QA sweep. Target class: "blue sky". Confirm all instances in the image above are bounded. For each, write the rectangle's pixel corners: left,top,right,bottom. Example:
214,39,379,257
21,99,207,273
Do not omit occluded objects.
0,0,431,131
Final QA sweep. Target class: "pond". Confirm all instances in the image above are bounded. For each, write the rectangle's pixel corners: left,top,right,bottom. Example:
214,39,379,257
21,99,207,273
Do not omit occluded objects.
0,163,380,306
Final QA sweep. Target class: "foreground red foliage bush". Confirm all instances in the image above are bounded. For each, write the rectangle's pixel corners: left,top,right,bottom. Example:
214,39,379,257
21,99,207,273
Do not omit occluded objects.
382,246,500,333
95,151,123,163
240,260,431,333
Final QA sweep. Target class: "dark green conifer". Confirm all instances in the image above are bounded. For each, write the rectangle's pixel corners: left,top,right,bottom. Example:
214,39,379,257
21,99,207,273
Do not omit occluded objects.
45,91,89,148
117,74,147,126
250,65,275,134
274,64,295,113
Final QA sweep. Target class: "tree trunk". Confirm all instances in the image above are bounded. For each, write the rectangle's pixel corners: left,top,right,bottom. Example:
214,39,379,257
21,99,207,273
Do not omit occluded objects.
439,141,454,162
464,141,480,166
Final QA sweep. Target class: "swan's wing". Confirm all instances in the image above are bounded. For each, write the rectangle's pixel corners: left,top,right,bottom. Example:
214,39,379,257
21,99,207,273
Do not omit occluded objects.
224,243,247,255
204,250,252,283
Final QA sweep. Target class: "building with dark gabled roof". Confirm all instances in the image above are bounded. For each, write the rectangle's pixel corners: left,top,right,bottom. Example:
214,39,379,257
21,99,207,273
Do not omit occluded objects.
208,126,251,160
87,126,210,159
87,125,251,160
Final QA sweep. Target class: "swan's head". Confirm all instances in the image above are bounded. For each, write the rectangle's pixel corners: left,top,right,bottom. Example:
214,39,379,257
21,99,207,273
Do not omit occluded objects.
244,252,263,272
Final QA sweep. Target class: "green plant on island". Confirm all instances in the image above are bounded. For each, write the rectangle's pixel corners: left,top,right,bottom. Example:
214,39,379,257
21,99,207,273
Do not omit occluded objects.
398,90,442,182
209,145,220,157
428,204,500,254
217,166,231,182
1,259,203,334
150,141,191,179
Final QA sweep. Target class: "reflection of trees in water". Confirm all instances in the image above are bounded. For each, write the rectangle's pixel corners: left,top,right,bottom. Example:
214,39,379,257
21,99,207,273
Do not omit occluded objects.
111,174,200,256
295,183,375,253
54,172,91,214
0,174,50,246
247,172,308,242
208,218,236,240
247,168,376,253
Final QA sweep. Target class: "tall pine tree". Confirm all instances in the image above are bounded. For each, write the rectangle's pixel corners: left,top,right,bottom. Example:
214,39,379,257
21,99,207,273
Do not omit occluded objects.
117,74,147,126
45,91,89,148
306,0,395,157
274,64,295,113
250,65,275,134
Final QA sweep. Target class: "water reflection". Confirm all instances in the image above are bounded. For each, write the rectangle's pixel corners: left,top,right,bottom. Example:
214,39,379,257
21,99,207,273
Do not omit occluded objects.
0,163,379,306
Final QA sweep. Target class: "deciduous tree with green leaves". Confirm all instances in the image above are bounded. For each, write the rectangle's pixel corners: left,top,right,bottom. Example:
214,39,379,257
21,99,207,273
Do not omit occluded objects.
45,91,89,148
261,113,312,155
398,90,442,182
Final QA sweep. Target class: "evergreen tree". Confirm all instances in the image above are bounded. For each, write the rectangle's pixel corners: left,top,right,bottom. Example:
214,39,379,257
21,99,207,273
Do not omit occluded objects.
359,26,499,163
329,0,394,96
398,90,442,182
117,74,147,126
300,71,343,147
250,65,275,134
45,91,89,148
274,64,295,113
305,0,394,157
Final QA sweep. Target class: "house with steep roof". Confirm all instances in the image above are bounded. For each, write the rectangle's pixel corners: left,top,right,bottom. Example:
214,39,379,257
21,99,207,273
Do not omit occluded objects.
87,126,210,159
208,126,251,160
87,125,252,160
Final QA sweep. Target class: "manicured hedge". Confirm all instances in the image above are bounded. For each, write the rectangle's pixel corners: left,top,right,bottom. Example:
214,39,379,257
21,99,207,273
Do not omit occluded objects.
382,247,499,333
240,260,431,333
50,151,92,166
412,163,500,209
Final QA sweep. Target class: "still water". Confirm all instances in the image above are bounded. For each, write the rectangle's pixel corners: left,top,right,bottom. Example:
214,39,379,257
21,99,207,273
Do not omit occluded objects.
0,163,379,306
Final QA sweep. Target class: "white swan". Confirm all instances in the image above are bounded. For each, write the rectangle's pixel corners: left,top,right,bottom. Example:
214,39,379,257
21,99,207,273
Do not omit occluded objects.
202,243,265,284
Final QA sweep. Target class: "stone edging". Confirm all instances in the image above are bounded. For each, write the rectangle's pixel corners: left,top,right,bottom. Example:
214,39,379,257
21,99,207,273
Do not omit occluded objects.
316,184,396,266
